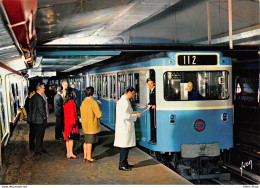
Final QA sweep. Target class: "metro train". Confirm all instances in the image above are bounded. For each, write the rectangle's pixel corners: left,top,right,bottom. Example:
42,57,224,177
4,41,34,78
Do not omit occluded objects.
1,51,233,179
78,51,233,179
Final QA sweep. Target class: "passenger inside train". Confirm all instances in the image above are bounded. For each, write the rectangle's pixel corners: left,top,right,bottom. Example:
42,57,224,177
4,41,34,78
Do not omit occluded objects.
187,81,199,100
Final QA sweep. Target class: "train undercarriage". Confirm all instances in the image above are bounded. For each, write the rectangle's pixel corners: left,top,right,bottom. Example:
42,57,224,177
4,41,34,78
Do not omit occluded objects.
148,149,231,181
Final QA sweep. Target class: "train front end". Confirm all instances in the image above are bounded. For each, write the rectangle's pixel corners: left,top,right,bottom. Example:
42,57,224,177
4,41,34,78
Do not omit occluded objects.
145,52,233,156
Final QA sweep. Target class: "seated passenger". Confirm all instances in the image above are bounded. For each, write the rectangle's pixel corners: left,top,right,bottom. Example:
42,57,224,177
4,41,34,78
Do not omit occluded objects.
187,81,199,100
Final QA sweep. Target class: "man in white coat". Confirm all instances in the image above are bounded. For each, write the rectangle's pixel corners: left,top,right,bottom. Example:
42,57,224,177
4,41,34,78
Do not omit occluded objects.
114,87,142,171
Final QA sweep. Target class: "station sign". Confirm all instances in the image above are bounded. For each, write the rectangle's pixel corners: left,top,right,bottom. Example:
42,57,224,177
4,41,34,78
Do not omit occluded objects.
28,69,56,78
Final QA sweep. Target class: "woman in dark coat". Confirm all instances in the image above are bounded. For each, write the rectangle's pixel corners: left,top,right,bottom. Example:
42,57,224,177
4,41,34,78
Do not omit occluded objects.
63,88,79,159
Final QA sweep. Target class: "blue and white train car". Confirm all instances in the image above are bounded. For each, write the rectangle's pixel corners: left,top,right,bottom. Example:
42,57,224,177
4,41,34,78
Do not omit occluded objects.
86,51,233,178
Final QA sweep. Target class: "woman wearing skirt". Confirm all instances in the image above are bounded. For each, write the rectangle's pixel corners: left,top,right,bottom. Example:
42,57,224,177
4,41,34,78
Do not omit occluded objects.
80,86,102,162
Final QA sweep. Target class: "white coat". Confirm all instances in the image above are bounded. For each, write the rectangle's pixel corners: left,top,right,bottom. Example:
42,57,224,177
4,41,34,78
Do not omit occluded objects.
114,95,137,148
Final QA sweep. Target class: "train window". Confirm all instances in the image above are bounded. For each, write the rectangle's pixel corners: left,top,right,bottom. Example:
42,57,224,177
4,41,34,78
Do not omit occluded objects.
93,76,97,94
0,81,6,137
11,83,17,116
113,75,116,99
118,74,126,99
134,73,140,103
97,75,102,97
109,76,112,98
128,73,133,87
89,76,93,87
102,75,108,97
164,71,229,101
82,76,86,91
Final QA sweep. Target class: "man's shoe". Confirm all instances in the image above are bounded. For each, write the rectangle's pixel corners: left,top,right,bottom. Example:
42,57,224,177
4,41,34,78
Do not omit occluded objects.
119,166,131,171
126,164,134,168
35,151,42,155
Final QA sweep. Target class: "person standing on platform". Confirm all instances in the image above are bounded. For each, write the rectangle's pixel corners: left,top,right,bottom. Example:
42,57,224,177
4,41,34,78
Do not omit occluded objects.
114,87,142,171
27,84,47,154
71,83,80,115
80,86,102,163
54,86,64,140
24,87,35,151
146,78,156,145
61,81,69,99
63,88,79,159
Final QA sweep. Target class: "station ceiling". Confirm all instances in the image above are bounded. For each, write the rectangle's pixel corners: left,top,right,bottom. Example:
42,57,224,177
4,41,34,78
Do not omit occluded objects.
0,0,259,75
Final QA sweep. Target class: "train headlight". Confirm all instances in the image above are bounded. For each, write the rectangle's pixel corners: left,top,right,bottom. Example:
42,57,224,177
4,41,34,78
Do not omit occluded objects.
221,113,228,122
169,114,176,125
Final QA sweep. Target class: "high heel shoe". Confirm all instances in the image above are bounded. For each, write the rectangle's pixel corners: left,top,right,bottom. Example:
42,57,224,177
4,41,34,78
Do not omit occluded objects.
67,156,79,159
83,158,87,163
86,159,97,163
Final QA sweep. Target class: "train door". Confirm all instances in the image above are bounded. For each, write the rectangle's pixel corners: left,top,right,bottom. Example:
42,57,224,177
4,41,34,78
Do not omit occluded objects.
97,75,102,99
147,69,156,144
108,74,116,127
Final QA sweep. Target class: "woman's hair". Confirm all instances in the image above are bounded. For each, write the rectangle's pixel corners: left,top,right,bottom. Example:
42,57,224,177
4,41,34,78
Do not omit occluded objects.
84,86,94,97
63,87,76,104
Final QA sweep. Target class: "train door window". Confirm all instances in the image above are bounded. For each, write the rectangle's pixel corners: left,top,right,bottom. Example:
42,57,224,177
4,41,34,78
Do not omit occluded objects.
109,75,116,99
16,83,20,108
0,78,6,137
23,79,28,102
163,71,229,101
82,76,86,91
118,73,126,99
128,73,133,87
97,75,102,97
89,76,93,87
76,78,80,91
150,69,155,83
103,75,108,97
11,83,17,116
93,76,97,95
113,75,116,99
109,75,112,99
134,73,140,103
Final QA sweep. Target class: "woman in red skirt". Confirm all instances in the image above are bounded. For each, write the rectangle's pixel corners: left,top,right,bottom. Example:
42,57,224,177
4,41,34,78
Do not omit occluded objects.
63,88,79,159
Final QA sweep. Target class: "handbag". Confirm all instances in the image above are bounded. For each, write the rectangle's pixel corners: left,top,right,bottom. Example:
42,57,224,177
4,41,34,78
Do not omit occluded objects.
68,124,80,140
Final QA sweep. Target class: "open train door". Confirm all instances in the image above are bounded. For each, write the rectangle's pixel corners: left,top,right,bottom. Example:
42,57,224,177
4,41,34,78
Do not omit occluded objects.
147,69,157,145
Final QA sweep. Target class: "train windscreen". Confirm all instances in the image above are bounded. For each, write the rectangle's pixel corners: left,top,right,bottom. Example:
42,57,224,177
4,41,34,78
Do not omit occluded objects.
163,71,229,101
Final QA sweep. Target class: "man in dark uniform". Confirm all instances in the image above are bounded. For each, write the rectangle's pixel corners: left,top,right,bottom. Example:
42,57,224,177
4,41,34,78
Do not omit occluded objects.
187,81,199,100
27,84,47,154
54,86,64,140
24,87,35,151
147,78,156,145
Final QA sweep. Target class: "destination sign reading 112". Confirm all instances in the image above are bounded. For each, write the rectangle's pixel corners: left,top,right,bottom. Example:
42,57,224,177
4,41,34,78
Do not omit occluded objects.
177,55,217,65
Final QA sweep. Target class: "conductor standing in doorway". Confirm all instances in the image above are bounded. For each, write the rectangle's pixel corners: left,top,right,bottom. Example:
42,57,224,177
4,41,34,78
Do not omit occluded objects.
114,87,142,171
147,78,156,145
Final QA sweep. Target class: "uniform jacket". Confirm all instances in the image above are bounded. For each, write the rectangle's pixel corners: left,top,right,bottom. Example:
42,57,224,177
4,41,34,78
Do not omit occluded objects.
149,87,156,106
114,95,137,148
80,97,102,134
54,93,64,117
27,93,46,124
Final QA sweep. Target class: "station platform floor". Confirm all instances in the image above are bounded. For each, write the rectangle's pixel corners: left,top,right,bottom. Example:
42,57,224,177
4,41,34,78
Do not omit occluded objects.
0,113,192,185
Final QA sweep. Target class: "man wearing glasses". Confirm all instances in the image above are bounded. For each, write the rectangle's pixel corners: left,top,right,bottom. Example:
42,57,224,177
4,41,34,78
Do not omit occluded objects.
27,83,48,154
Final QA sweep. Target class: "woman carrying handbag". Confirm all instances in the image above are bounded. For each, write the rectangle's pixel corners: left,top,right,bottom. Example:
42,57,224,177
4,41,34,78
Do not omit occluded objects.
63,87,79,159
